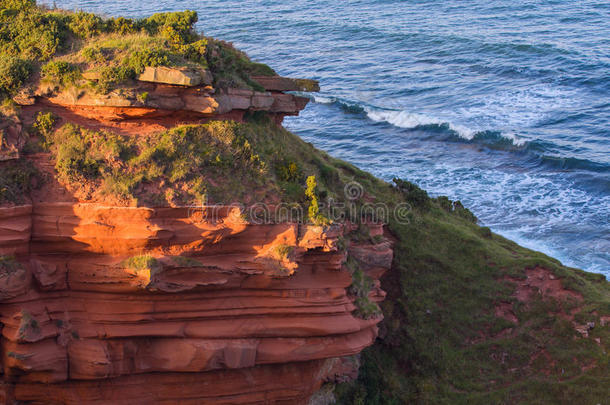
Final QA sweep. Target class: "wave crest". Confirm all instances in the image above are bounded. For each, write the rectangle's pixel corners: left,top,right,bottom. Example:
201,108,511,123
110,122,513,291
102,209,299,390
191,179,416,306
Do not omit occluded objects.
365,108,478,140
311,95,529,146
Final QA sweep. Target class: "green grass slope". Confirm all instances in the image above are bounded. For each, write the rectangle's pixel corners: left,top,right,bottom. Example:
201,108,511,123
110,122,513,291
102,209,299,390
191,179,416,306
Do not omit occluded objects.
334,198,609,404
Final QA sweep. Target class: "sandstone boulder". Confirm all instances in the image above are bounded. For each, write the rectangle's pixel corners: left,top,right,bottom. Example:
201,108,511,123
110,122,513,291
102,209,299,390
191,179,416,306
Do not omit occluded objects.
137,66,211,87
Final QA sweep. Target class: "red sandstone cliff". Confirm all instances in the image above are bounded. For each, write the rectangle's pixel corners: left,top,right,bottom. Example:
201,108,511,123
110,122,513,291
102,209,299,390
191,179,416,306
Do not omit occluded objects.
0,73,392,404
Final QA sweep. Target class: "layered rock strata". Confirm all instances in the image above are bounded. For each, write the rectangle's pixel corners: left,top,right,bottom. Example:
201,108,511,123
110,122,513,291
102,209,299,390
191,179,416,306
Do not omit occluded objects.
16,72,315,126
0,203,392,404
0,60,394,403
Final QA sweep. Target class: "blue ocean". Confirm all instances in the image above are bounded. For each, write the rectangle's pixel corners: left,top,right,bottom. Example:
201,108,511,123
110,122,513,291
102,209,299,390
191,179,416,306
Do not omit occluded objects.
48,1,610,276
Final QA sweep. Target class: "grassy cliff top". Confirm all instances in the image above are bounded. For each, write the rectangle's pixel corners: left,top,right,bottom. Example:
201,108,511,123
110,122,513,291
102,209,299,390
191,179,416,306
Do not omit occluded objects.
0,0,275,98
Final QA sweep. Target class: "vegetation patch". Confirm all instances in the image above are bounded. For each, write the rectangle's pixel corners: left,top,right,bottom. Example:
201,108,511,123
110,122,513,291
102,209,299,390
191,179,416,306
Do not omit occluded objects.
41,114,393,208
121,255,162,287
40,60,81,88
0,255,22,276
0,56,31,95
206,38,275,90
305,175,330,226
272,244,295,261
0,1,276,98
44,120,273,205
0,159,40,204
334,194,609,404
122,255,162,272
347,256,381,320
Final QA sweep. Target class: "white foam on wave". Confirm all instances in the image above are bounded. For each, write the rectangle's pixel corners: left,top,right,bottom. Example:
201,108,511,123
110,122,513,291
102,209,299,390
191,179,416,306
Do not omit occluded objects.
364,107,477,139
312,94,531,146
456,84,583,130
498,131,528,147
312,95,335,104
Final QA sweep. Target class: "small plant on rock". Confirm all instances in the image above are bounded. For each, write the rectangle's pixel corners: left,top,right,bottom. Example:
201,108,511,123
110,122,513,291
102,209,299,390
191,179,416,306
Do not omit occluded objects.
305,175,329,226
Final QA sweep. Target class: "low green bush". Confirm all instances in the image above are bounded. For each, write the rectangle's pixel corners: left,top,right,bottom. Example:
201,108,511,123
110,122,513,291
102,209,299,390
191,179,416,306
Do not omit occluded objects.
33,111,56,141
94,66,133,94
105,16,139,35
123,47,172,75
0,56,31,95
81,46,107,63
180,38,208,65
68,11,104,38
276,159,302,183
143,10,198,45
0,159,39,204
0,0,35,10
122,254,162,273
41,61,80,87
0,7,70,61
393,177,430,209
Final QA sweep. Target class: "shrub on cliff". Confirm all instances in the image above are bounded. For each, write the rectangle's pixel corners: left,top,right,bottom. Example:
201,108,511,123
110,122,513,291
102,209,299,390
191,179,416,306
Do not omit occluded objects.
0,56,31,95
393,177,430,209
347,257,381,320
122,255,162,274
32,111,56,146
206,39,275,90
68,11,104,38
305,175,330,226
143,10,198,45
124,48,172,75
40,61,81,88
0,0,34,10
0,8,66,61
276,159,303,183
105,17,139,35
0,159,39,204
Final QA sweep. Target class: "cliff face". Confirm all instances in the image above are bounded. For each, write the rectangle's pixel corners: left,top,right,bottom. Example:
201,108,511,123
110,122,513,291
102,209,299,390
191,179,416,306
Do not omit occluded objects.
0,43,392,401
0,202,391,403
16,72,315,139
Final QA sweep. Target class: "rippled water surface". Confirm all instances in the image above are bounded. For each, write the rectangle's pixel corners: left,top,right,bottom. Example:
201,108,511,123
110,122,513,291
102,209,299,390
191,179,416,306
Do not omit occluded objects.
49,1,610,275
